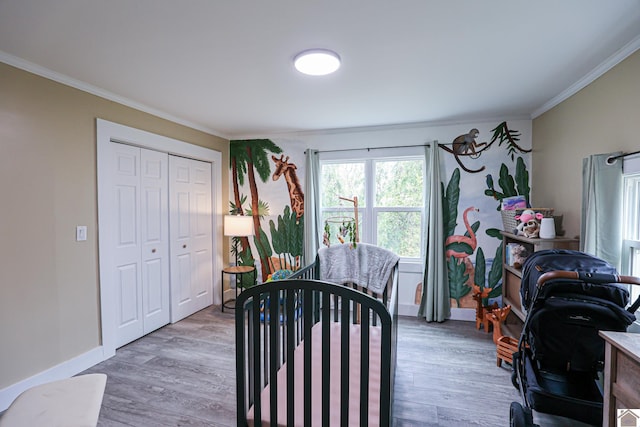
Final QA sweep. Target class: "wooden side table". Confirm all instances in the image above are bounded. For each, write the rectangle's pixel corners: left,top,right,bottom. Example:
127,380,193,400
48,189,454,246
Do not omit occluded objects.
221,265,256,312
600,331,640,427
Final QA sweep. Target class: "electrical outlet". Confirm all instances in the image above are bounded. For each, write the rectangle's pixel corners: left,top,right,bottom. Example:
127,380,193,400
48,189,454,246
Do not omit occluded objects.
76,226,87,241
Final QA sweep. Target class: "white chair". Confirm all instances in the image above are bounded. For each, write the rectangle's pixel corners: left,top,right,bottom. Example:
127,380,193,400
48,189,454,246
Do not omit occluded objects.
0,374,107,427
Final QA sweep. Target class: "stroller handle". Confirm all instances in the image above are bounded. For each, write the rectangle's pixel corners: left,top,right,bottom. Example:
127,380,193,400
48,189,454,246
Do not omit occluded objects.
537,270,640,287
537,271,640,313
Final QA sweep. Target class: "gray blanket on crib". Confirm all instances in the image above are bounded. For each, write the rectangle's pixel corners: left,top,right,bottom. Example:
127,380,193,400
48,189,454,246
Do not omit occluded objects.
318,243,399,294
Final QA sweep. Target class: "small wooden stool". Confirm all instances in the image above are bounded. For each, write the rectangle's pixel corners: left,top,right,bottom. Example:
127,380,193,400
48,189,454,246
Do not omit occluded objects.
496,336,519,367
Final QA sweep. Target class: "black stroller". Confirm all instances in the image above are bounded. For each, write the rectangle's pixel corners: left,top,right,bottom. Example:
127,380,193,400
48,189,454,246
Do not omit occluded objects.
509,249,640,427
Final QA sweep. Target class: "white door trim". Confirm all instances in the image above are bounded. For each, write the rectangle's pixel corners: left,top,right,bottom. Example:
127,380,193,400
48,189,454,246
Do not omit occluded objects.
97,118,222,359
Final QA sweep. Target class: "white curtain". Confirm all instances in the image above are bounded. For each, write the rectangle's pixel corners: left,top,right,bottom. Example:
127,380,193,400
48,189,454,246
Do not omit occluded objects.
304,149,321,265
581,152,623,269
418,143,450,322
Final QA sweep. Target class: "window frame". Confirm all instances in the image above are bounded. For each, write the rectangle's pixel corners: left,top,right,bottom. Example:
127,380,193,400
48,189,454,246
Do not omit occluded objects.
318,146,426,262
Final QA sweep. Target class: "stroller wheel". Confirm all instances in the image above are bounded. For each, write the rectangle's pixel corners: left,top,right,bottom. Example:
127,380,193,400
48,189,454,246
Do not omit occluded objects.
510,402,534,427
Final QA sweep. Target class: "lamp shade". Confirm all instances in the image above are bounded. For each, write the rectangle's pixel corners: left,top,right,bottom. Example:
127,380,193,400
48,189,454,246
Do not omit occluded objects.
224,215,254,237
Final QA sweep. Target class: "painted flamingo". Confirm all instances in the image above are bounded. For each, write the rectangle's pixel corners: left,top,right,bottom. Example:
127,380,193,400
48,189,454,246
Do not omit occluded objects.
445,206,479,259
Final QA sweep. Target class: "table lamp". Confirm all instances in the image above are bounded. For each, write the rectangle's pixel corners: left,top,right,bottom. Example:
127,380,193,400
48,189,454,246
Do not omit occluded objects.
224,215,254,266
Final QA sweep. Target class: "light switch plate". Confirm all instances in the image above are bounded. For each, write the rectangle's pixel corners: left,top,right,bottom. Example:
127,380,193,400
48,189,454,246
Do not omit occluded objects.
76,226,87,241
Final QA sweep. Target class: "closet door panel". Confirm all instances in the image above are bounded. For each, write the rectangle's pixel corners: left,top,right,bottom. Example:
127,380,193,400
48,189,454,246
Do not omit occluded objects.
117,263,139,325
170,156,213,322
191,160,213,307
140,149,170,333
144,259,163,314
112,145,144,347
175,192,191,239
116,186,137,248
176,253,192,303
193,249,211,297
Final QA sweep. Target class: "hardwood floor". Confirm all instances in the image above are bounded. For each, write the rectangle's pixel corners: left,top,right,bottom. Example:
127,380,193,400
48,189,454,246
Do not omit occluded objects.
83,307,595,426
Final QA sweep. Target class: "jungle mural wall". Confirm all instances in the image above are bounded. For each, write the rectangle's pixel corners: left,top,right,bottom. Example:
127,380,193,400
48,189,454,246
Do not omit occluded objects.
229,139,305,283
438,121,532,309
229,120,532,313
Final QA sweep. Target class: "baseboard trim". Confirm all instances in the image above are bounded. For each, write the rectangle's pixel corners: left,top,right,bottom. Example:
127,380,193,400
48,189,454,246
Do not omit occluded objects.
0,346,106,412
398,303,419,317
450,307,475,321
399,304,474,322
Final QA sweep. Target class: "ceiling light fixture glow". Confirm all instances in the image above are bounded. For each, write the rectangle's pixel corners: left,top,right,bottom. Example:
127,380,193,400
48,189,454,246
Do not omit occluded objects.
294,49,341,76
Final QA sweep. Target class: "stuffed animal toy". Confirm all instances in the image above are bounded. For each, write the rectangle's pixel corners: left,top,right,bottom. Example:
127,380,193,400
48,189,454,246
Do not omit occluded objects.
512,245,530,269
514,209,544,236
522,219,540,238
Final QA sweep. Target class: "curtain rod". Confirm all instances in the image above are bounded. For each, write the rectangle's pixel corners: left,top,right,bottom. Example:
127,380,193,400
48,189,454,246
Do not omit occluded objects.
606,150,640,164
307,141,441,154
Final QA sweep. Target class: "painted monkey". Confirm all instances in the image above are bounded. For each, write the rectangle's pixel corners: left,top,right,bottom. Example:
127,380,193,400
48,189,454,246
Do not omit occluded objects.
452,128,487,157
439,129,489,173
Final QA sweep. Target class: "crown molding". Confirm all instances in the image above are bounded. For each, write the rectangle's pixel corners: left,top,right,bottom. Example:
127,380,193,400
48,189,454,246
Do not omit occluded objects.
234,114,532,140
0,50,229,140
532,33,640,119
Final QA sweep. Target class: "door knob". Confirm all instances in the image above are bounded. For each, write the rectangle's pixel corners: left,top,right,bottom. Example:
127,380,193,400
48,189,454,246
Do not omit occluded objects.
183,244,187,249
151,248,156,253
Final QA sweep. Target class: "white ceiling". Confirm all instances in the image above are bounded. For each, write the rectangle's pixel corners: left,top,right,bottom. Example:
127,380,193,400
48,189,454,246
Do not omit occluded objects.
1,1,640,139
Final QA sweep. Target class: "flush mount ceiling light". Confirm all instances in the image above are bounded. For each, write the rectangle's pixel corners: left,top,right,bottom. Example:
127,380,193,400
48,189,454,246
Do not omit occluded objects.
294,49,341,76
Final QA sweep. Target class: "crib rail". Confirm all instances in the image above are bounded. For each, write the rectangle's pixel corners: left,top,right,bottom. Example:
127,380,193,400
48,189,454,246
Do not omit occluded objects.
288,256,398,325
235,279,395,427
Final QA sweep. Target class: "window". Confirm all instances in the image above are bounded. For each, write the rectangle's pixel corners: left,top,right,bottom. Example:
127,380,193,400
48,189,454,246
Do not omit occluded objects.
622,171,640,332
622,173,640,313
319,149,425,260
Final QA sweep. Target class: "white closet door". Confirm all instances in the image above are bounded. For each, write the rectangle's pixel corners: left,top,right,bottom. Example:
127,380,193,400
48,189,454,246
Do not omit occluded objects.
111,144,170,348
140,149,170,333
170,156,213,322
112,144,143,347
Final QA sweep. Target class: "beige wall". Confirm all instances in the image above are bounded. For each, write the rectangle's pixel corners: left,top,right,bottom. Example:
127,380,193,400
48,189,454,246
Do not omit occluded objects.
532,50,640,239
0,62,228,389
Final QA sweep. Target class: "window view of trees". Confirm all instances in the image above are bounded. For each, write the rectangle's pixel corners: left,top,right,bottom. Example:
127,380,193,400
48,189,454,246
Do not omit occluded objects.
320,156,424,259
320,162,366,208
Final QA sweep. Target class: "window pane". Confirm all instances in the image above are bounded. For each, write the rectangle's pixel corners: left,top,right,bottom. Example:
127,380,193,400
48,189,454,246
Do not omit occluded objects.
630,247,640,315
375,159,423,207
377,211,421,258
321,162,366,207
623,175,640,241
623,175,640,321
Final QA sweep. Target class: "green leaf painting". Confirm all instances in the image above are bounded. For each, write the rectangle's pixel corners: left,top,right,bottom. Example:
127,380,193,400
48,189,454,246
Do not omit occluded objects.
489,121,531,161
444,168,460,237
488,244,503,299
484,156,531,210
474,248,486,290
486,228,503,239
448,256,471,307
268,205,304,272
515,157,530,206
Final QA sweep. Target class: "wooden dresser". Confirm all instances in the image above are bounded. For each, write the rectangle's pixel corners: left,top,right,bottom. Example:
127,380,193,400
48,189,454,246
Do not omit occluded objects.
600,331,640,427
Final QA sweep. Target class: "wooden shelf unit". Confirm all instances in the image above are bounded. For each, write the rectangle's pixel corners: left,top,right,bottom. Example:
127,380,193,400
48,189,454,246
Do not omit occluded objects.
500,231,579,335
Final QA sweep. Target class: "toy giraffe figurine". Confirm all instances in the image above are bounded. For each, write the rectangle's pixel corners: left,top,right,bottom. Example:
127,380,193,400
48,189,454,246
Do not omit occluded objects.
471,284,495,330
272,155,304,221
486,305,512,344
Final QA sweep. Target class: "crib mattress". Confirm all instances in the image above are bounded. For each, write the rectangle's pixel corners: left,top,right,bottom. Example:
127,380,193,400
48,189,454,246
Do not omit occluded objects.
247,322,383,427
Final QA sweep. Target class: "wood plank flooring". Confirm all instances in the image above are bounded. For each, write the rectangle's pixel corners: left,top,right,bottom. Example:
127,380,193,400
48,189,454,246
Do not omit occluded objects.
82,307,595,426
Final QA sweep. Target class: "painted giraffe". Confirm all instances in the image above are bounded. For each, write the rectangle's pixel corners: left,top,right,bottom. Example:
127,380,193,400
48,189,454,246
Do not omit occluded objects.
272,155,305,220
